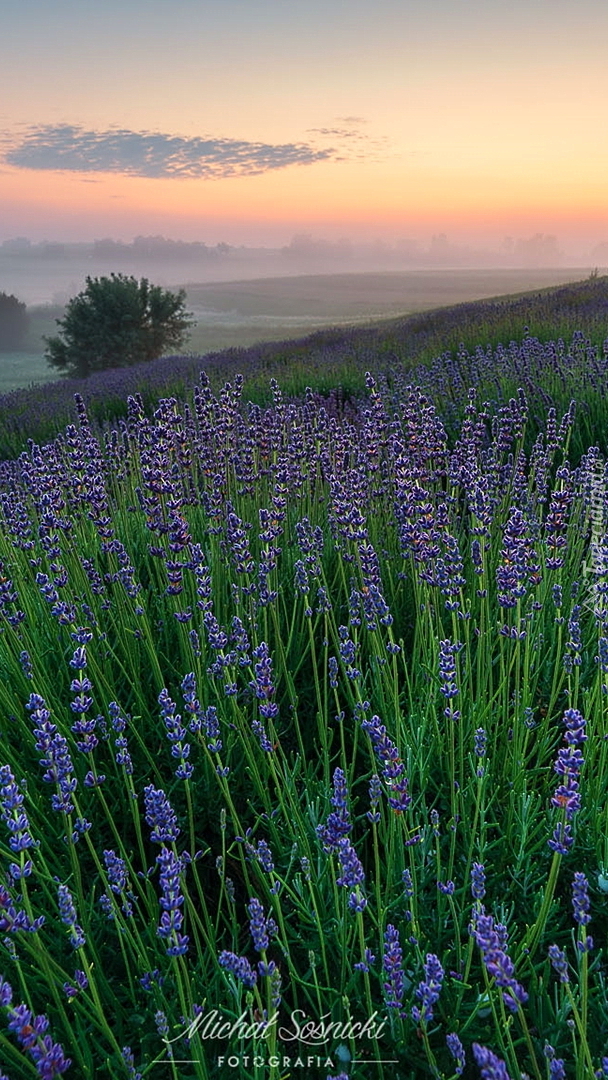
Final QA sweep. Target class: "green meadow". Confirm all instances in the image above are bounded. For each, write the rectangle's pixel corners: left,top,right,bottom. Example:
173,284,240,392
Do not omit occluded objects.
0,273,607,1079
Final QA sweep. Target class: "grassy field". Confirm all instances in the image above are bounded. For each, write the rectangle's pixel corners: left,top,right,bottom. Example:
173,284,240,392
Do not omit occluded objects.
184,267,595,319
0,275,607,1078
0,272,606,459
0,267,594,394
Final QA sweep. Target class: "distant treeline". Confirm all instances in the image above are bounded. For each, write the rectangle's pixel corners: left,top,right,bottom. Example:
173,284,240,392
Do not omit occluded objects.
0,235,233,261
0,291,28,350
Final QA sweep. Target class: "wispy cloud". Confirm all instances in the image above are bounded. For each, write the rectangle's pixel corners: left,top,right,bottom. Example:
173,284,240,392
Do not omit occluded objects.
4,124,335,179
307,116,391,163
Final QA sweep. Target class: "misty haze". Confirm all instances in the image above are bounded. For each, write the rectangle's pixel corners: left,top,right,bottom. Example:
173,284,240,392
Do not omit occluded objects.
0,232,602,393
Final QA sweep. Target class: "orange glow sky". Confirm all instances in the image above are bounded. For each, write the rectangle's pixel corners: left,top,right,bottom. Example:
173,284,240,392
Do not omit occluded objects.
2,0,608,256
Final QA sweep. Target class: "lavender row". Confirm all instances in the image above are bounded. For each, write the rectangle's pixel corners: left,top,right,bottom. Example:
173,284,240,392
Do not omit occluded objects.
1,274,608,458
0,366,607,1077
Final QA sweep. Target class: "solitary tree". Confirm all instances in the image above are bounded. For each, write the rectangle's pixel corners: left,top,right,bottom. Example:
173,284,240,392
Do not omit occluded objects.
45,274,194,378
0,291,28,351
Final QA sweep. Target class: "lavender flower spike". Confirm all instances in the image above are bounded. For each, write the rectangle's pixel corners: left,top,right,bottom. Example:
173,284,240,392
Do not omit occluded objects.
57,883,86,949
446,1032,466,1075
471,861,486,901
143,785,180,843
472,1043,512,1080
218,950,258,988
544,1044,567,1080
1,978,71,1077
572,871,591,925
247,897,277,953
156,846,189,956
383,924,405,1012
548,944,569,983
335,837,367,911
317,767,351,852
473,911,527,1013
548,707,586,854
412,953,444,1024
0,764,37,866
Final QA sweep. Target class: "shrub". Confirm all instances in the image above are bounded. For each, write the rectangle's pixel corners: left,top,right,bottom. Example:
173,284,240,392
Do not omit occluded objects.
0,291,28,350
44,273,193,377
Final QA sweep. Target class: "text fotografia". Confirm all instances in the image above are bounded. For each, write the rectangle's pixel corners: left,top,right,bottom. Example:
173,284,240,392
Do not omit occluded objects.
217,1055,336,1071
164,1008,387,1047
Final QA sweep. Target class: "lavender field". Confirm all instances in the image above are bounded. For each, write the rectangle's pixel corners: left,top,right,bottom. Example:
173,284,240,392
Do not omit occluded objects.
1,278,608,1079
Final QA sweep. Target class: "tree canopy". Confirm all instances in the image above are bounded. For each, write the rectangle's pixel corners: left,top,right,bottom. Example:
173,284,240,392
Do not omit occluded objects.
0,291,28,351
45,274,194,378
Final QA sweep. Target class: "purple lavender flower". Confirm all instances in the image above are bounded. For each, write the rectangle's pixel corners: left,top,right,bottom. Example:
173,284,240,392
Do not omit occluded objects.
385,770,412,814
0,880,44,933
473,911,527,1013
19,650,33,679
545,483,572,570
251,718,274,753
446,1032,466,1075
338,626,361,680
438,638,460,700
245,838,275,874
218,950,258,988
354,947,376,973
156,846,189,956
103,849,128,894
226,507,255,574
143,785,180,843
155,1010,169,1043
474,727,487,759
0,974,12,1006
544,1044,566,1080
250,642,276,706
159,687,193,781
249,642,279,741
361,714,412,814
183,675,223,753
548,708,586,854
102,849,133,918
564,606,582,671
122,1045,143,1080
548,822,575,856
189,629,201,657
367,773,382,823
412,953,444,1024
472,1043,512,1080
294,559,309,595
572,871,591,925
563,707,587,746
471,862,486,901
437,880,455,896
63,969,89,998
247,897,277,952
200,705,222,753
496,506,540,608
335,837,367,911
317,768,351,852
383,924,405,1011
27,694,80,819
69,647,94,725
2,986,71,1076
0,764,36,858
58,883,86,949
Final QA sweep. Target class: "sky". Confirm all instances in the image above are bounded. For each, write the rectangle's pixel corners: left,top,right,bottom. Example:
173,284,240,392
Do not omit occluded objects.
2,0,608,256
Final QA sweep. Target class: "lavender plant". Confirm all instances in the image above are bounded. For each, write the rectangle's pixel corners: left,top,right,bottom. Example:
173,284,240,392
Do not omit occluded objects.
0,312,607,1078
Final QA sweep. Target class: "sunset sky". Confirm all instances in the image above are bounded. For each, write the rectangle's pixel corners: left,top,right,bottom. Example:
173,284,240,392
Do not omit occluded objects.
2,0,608,253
